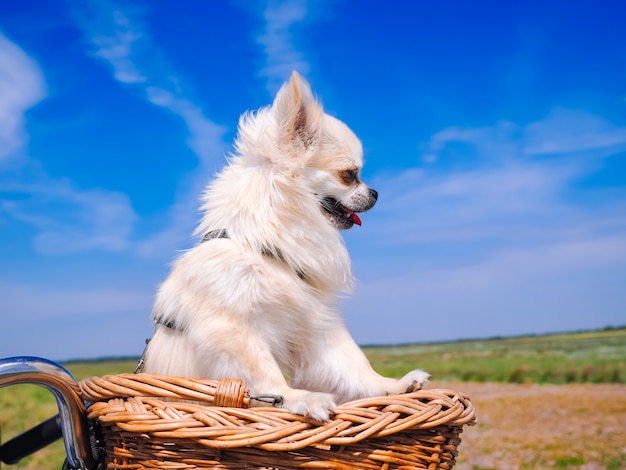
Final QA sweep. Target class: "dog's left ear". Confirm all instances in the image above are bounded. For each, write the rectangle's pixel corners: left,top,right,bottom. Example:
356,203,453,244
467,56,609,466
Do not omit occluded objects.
272,71,322,149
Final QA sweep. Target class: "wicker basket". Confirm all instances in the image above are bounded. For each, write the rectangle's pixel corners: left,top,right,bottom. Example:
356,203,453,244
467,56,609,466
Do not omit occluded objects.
80,374,476,469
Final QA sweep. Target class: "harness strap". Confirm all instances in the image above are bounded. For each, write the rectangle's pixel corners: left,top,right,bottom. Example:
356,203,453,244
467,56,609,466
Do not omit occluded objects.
135,228,306,374
135,230,230,373
202,229,229,242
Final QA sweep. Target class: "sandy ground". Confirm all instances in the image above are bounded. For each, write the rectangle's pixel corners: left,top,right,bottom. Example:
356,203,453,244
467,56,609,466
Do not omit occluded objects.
431,382,626,470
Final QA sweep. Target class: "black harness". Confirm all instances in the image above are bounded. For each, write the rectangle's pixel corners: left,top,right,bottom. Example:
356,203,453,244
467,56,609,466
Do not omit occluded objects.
134,229,305,377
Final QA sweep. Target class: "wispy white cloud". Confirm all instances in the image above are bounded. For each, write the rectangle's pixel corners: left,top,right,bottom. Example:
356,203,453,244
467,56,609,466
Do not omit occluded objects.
88,9,147,83
0,32,46,160
365,108,626,250
0,0,230,270
134,87,229,256
370,160,581,245
73,1,228,254
524,107,626,155
0,33,137,255
344,108,626,341
346,231,626,344
75,1,227,167
2,178,136,255
256,0,310,94
425,109,626,165
146,87,227,167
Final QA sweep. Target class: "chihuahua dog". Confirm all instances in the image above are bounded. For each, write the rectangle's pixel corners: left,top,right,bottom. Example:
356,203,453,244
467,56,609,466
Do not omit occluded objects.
142,72,428,420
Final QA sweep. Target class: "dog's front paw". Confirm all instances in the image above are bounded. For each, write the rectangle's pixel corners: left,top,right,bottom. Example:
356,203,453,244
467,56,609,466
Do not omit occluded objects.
283,390,337,421
398,369,430,393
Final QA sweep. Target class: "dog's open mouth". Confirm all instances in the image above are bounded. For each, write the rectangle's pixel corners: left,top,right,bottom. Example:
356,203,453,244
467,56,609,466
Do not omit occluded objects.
321,197,362,228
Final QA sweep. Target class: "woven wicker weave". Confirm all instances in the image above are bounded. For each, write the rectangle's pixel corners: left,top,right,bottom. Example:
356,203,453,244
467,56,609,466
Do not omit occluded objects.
80,374,476,469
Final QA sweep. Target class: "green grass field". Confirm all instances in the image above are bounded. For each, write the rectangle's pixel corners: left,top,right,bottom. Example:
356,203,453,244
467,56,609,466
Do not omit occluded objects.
1,327,624,469
363,326,626,384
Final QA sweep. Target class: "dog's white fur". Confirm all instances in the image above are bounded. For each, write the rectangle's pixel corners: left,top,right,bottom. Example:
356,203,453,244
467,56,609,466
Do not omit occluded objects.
143,72,428,420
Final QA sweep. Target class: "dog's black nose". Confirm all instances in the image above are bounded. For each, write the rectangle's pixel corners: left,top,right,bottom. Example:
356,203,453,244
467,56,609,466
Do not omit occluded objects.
369,188,378,202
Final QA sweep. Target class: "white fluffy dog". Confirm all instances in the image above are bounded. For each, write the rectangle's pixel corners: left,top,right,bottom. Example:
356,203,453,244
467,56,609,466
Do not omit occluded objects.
142,72,428,420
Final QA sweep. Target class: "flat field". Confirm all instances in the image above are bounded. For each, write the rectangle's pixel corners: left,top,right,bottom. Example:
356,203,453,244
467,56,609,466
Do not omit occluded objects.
435,381,626,470
1,328,624,469
362,327,626,384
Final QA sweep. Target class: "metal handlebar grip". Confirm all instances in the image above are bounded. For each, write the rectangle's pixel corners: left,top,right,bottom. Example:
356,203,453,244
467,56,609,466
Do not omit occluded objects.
0,356,98,469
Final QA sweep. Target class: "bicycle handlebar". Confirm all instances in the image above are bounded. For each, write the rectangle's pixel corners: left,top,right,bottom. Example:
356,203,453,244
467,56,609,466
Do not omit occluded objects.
0,356,99,469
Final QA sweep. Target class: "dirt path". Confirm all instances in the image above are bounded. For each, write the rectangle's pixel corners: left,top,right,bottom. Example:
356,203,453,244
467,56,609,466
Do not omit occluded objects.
431,382,626,469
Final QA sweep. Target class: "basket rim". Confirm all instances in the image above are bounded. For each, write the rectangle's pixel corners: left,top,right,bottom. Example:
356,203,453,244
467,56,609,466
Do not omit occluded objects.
80,373,477,452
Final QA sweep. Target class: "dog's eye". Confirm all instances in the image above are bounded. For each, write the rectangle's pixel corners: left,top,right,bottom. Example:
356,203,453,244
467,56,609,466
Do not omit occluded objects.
338,169,359,185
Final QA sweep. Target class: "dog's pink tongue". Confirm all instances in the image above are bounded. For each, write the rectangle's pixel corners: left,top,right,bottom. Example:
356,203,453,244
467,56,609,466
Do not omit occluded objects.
343,206,362,226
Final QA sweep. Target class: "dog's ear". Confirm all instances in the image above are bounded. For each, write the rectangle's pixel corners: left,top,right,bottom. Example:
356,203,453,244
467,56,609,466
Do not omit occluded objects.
273,71,322,149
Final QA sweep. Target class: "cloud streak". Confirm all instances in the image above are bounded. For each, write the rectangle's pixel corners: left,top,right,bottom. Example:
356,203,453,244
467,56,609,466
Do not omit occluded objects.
343,108,626,342
256,0,310,94
524,107,626,155
2,177,136,254
346,231,626,344
0,32,46,160
0,33,137,255
370,108,626,246
146,87,227,167
75,1,227,167
88,9,147,83
72,1,230,253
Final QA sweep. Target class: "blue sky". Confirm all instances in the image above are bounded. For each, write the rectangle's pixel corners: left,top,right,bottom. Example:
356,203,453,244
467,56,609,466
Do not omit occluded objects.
1,0,625,361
